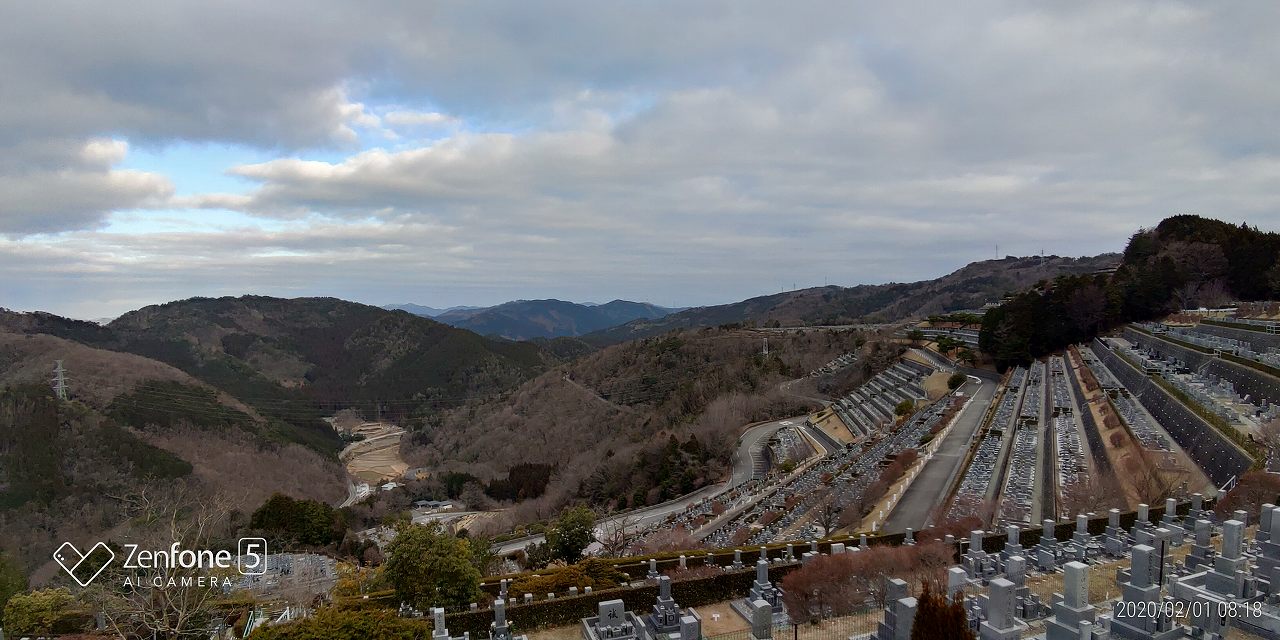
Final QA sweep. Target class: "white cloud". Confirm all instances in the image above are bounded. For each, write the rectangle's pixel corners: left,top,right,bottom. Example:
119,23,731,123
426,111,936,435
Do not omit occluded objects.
383,110,457,127
2,1,1280,315
0,138,173,234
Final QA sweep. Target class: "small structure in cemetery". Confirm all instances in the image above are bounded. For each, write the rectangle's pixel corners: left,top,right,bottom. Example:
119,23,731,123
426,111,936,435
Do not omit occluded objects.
731,560,788,625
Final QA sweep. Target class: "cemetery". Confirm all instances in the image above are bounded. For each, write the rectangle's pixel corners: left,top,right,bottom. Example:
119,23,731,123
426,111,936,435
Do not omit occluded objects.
828,360,934,441
810,352,859,377
420,496,1280,640
1129,323,1280,434
1091,337,1252,489
951,366,1027,522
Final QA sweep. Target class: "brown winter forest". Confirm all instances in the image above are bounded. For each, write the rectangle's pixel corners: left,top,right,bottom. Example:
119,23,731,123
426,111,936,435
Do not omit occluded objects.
403,326,893,528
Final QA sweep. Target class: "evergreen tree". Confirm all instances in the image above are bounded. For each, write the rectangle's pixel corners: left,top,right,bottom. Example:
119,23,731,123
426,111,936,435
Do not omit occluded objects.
384,523,482,611
910,583,974,640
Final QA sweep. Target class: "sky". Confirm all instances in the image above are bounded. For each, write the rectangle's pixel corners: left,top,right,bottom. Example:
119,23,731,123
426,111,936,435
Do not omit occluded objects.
2,2,1279,319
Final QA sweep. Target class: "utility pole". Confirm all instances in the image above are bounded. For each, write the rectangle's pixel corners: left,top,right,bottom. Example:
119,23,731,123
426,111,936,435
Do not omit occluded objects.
52,360,70,400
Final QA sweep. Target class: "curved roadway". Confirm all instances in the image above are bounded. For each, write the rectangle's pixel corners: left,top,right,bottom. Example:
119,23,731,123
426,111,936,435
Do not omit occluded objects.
493,415,802,555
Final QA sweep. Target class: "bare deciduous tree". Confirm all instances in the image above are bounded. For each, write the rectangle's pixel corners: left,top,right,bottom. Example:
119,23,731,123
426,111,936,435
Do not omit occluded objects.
596,512,641,557
89,487,239,639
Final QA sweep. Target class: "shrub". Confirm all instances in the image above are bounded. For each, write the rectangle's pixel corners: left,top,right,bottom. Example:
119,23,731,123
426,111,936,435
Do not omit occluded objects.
510,558,629,595
249,608,432,639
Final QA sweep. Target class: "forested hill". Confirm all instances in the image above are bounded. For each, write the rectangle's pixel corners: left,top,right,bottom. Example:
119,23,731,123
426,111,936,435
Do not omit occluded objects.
0,296,556,446
980,215,1280,369
435,298,678,340
583,253,1118,344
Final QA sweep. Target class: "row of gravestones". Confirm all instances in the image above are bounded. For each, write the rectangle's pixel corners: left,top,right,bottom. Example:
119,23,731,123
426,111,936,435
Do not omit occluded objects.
963,496,1209,587
879,502,1280,640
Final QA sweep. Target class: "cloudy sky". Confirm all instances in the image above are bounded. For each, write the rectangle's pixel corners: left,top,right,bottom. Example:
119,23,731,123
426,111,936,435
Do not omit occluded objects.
2,1,1279,319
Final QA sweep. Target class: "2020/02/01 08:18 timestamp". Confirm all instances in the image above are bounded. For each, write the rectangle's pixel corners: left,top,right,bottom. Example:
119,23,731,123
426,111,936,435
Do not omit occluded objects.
1114,599,1263,620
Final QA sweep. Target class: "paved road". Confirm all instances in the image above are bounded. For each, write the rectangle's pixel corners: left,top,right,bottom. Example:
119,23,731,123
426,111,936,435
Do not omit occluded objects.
493,416,798,555
881,377,997,533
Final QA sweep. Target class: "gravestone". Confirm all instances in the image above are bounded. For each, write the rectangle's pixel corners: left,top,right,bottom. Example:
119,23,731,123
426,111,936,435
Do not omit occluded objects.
1188,493,1206,523
1003,525,1024,560
678,614,701,640
1104,509,1127,556
1185,519,1215,571
1257,506,1280,595
1259,504,1276,545
948,566,969,601
490,600,527,640
874,579,917,640
1045,562,1099,640
433,608,454,640
1068,514,1091,562
1106,545,1183,640
980,578,1026,640
580,599,639,640
1206,520,1251,598
965,530,998,580
732,559,788,625
645,576,684,635
750,599,772,640
1159,498,1184,545
1036,519,1058,572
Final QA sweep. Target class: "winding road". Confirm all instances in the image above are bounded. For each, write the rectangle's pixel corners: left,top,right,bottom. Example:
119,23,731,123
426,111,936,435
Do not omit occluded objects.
493,414,804,555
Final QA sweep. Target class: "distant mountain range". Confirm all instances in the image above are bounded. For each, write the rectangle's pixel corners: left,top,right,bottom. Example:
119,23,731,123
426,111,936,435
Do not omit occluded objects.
386,298,681,340
582,254,1121,345
381,303,484,318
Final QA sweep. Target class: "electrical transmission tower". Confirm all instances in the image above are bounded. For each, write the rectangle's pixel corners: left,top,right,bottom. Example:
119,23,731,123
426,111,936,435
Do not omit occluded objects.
52,359,70,400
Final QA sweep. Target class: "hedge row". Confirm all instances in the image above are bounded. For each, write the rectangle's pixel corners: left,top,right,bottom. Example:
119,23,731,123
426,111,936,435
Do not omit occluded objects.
464,500,1215,633
481,532,909,593
450,564,797,636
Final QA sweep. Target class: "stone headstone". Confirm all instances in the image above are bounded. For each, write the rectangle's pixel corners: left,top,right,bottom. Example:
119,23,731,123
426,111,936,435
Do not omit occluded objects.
1222,519,1243,559
598,599,628,630
433,608,450,640
679,615,701,640
985,578,1017,630
491,600,511,640
750,599,772,640
1063,562,1088,609
1006,555,1026,587
1130,544,1159,588
947,566,968,601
